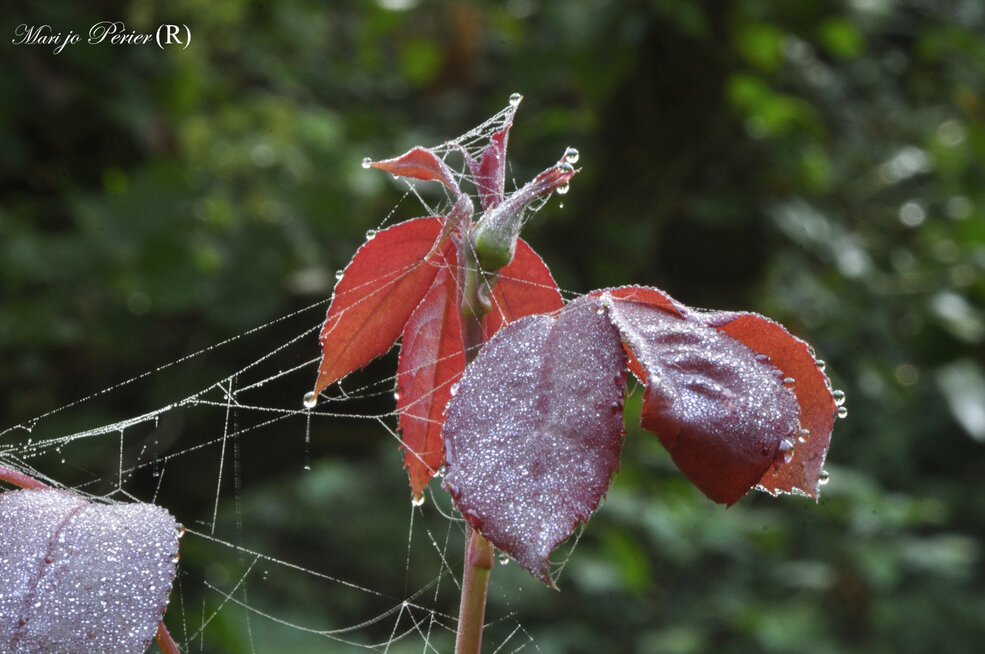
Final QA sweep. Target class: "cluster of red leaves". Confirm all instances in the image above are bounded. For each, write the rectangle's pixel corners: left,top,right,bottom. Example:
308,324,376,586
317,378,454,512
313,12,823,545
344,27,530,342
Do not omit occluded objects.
311,104,573,500
440,288,836,583
313,103,838,585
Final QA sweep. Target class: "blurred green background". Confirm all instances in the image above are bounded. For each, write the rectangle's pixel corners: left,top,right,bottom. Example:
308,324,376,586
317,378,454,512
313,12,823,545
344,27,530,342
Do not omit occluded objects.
2,1,985,652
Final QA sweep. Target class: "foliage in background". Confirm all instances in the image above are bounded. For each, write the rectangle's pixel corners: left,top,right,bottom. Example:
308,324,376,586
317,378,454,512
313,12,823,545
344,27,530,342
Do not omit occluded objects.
2,0,984,652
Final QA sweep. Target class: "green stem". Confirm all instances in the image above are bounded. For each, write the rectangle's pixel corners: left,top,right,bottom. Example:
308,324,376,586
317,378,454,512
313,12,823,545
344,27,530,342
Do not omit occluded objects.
455,243,495,654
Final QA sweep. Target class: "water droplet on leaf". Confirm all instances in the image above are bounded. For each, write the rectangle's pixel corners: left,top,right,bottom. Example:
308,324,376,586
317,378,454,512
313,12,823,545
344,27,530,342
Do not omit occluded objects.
563,147,580,164
783,377,796,389
556,182,570,195
837,405,848,419
798,428,810,443
365,229,377,240
509,92,523,107
335,269,344,281
815,359,826,371
412,494,426,507
832,389,846,406
361,157,372,169
818,469,830,485
777,438,795,465
302,391,318,409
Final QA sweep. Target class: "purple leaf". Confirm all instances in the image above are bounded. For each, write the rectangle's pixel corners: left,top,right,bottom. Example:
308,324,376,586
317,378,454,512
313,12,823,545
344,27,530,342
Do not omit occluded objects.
442,297,626,585
702,312,837,499
602,291,801,505
0,489,180,654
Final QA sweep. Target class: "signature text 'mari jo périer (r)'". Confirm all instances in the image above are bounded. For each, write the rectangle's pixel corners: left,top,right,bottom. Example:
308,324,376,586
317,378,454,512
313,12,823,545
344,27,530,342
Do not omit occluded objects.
12,21,191,54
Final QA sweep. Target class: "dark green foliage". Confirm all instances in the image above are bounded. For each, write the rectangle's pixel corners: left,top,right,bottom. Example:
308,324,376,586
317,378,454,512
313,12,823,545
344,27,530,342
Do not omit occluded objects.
2,1,984,652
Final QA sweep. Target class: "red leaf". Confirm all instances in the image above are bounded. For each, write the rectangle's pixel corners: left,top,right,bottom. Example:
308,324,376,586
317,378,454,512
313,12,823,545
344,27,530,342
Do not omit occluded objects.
603,289,802,505
589,286,685,383
0,489,179,653
483,238,564,339
704,313,836,498
473,128,508,210
592,285,685,319
463,102,518,210
397,261,465,500
443,296,626,585
314,218,446,395
367,146,460,194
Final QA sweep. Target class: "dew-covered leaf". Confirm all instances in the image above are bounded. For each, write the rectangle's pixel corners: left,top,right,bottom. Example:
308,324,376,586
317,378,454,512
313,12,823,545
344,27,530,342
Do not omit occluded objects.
442,296,626,585
397,261,464,500
367,146,460,194
314,217,446,395
589,286,686,383
704,312,837,498
396,239,559,499
483,238,564,339
603,290,802,506
0,489,179,654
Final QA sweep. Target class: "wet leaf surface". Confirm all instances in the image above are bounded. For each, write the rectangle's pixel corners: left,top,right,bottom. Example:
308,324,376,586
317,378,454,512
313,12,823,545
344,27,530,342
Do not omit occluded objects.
0,489,179,654
398,261,465,500
314,217,445,395
367,146,460,193
605,291,801,505
443,297,626,584
706,312,837,498
599,285,836,504
482,238,564,340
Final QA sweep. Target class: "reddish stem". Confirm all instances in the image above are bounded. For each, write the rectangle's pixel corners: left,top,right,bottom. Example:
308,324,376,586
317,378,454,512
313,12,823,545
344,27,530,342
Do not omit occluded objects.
155,621,181,654
455,526,495,654
0,465,51,490
454,244,496,654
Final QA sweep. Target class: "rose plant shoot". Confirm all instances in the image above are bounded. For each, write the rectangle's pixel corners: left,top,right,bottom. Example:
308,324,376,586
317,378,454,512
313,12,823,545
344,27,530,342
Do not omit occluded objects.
310,95,843,654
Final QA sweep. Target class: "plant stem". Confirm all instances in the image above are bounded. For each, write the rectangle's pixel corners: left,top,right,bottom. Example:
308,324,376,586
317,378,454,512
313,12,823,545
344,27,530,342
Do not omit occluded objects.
155,621,181,653
455,526,495,654
0,465,51,490
455,243,495,654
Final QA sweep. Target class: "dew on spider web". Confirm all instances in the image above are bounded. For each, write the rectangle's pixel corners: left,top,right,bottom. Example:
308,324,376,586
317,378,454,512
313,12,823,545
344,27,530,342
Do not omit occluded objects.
0,102,572,652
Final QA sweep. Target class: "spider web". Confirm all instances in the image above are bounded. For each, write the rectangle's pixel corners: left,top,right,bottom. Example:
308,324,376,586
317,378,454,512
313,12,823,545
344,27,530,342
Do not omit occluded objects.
0,99,585,653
